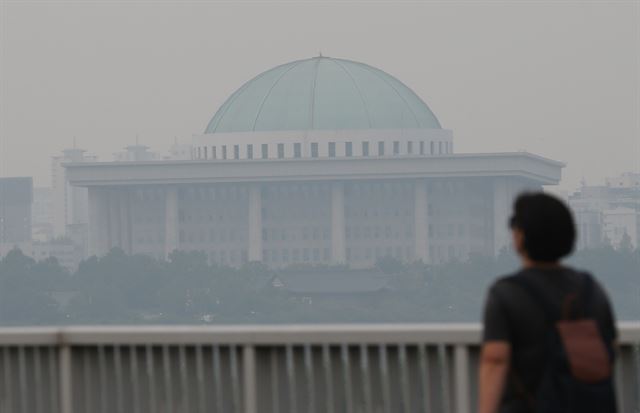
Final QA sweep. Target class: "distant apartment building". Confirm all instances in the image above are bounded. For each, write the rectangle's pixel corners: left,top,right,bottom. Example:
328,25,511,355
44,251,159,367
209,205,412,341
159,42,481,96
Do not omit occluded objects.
569,172,640,250
113,145,159,162
66,57,563,268
32,238,84,272
167,141,193,161
0,177,33,257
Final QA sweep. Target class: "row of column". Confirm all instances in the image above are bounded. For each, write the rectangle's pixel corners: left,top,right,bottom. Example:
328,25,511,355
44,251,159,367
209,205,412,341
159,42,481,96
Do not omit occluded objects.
88,188,133,257
88,179,521,263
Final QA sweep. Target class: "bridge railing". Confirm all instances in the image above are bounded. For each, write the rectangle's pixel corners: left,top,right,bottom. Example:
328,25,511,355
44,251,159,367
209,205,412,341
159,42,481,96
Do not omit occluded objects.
0,322,638,413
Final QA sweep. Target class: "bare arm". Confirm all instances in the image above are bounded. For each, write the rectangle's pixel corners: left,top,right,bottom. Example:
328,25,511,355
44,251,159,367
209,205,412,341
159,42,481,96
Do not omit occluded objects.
478,341,511,413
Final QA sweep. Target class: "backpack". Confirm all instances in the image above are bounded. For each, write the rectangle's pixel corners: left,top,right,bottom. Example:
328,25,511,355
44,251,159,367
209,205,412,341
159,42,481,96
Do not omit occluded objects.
510,273,617,413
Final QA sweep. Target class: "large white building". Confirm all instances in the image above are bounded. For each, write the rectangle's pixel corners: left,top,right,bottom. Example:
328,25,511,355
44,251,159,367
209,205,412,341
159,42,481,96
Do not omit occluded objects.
570,172,640,250
66,57,563,268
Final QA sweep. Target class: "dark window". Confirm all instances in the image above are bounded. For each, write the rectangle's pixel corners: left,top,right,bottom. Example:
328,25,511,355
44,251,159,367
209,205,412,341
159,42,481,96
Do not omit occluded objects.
277,143,285,159
407,141,413,154
261,144,268,159
197,147,201,158
328,142,336,157
393,141,400,155
419,141,425,155
430,141,434,155
222,146,227,160
438,142,443,154
294,143,302,158
234,145,240,159
203,146,208,159
362,141,370,156
212,146,217,159
378,141,385,156
311,142,319,158
345,142,353,157
247,144,253,159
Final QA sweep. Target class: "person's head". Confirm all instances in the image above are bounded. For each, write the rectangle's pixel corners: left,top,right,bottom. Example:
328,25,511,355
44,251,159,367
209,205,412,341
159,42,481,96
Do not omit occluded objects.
509,192,576,264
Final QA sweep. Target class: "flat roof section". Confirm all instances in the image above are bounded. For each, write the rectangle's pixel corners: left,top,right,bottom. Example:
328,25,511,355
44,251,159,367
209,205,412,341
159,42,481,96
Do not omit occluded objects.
65,152,564,187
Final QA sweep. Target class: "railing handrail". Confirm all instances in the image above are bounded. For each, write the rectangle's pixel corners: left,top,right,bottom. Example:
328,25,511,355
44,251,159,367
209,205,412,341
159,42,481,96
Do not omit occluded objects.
0,321,638,345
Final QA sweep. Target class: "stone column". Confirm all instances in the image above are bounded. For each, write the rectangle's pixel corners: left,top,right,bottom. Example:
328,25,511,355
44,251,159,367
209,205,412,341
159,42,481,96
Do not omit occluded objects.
414,180,429,263
88,187,109,257
493,177,511,256
107,189,122,252
248,185,263,262
164,186,179,259
331,182,346,264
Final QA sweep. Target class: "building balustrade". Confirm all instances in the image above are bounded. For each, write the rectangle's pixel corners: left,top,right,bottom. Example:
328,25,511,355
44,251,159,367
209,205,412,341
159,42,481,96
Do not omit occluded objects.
0,322,638,412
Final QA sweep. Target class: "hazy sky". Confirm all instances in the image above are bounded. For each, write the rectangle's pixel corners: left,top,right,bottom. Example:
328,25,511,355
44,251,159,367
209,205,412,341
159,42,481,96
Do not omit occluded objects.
0,1,638,190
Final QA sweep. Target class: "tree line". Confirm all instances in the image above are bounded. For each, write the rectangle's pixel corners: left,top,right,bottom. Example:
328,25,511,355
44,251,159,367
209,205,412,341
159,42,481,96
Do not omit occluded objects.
0,246,637,325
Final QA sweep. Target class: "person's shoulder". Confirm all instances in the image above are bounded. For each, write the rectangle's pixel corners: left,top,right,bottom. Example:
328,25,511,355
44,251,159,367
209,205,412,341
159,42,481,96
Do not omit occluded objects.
488,271,525,294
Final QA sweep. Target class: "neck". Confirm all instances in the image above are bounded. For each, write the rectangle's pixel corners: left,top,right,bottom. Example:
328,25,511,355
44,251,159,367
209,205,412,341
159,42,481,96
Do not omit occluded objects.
522,258,562,269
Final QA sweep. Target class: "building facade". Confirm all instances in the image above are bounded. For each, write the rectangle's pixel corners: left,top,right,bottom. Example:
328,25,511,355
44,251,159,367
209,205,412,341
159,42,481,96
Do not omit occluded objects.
0,177,33,257
569,172,640,250
51,148,97,238
66,57,563,268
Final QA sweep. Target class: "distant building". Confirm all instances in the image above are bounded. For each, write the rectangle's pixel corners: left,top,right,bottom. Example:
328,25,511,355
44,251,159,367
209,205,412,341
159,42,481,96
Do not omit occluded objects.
166,141,193,161
113,145,160,162
66,57,563,268
569,172,640,250
0,177,33,257
32,238,84,272
52,148,97,239
32,187,54,242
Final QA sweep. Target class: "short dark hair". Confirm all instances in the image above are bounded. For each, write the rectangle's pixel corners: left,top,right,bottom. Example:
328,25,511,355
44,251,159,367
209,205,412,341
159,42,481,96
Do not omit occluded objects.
509,192,576,262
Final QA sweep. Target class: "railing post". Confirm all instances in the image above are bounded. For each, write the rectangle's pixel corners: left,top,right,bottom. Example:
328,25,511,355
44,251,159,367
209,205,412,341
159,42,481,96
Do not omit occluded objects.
243,345,258,413
59,343,73,413
453,344,470,413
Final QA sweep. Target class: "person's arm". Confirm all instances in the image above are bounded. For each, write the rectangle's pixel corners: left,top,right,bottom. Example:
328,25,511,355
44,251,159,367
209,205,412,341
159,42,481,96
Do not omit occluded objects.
478,341,511,413
480,282,512,413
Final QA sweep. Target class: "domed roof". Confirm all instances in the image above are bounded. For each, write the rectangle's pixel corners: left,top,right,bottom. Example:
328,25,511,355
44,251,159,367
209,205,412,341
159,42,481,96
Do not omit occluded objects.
205,57,441,134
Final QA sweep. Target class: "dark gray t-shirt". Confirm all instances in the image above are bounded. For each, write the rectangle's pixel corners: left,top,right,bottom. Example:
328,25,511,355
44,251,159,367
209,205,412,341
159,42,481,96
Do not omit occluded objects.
482,267,617,413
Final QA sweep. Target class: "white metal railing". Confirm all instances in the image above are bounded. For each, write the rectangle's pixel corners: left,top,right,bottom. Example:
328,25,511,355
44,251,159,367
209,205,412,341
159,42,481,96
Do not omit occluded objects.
0,322,638,413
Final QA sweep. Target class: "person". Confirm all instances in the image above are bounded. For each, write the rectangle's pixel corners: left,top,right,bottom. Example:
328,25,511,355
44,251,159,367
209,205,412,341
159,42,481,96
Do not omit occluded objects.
478,192,617,413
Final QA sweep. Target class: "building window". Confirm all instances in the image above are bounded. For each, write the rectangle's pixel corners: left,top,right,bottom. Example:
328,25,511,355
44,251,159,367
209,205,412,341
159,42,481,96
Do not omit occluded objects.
378,141,385,156
419,141,425,155
197,147,202,159
247,144,253,159
203,146,208,159
311,142,319,158
407,141,413,154
234,145,240,159
430,141,434,155
438,142,443,154
277,143,285,159
362,141,370,156
294,143,302,158
345,142,353,157
328,142,336,157
393,141,400,155
212,146,217,159
222,146,227,160
261,144,268,159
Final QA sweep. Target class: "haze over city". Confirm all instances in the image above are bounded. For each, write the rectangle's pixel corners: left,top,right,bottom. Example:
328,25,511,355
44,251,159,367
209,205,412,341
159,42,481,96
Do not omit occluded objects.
1,2,638,190
0,3,638,411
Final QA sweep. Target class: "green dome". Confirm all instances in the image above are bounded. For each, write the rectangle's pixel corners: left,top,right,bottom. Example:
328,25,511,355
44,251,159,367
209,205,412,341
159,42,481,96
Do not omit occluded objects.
205,57,441,133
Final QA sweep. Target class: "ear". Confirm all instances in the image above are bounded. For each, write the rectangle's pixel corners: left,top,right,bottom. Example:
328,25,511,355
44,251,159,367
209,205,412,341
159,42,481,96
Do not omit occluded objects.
512,227,525,255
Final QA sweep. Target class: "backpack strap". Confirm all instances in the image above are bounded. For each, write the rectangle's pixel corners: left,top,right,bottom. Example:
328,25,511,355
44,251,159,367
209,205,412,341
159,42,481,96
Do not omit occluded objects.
511,271,595,322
